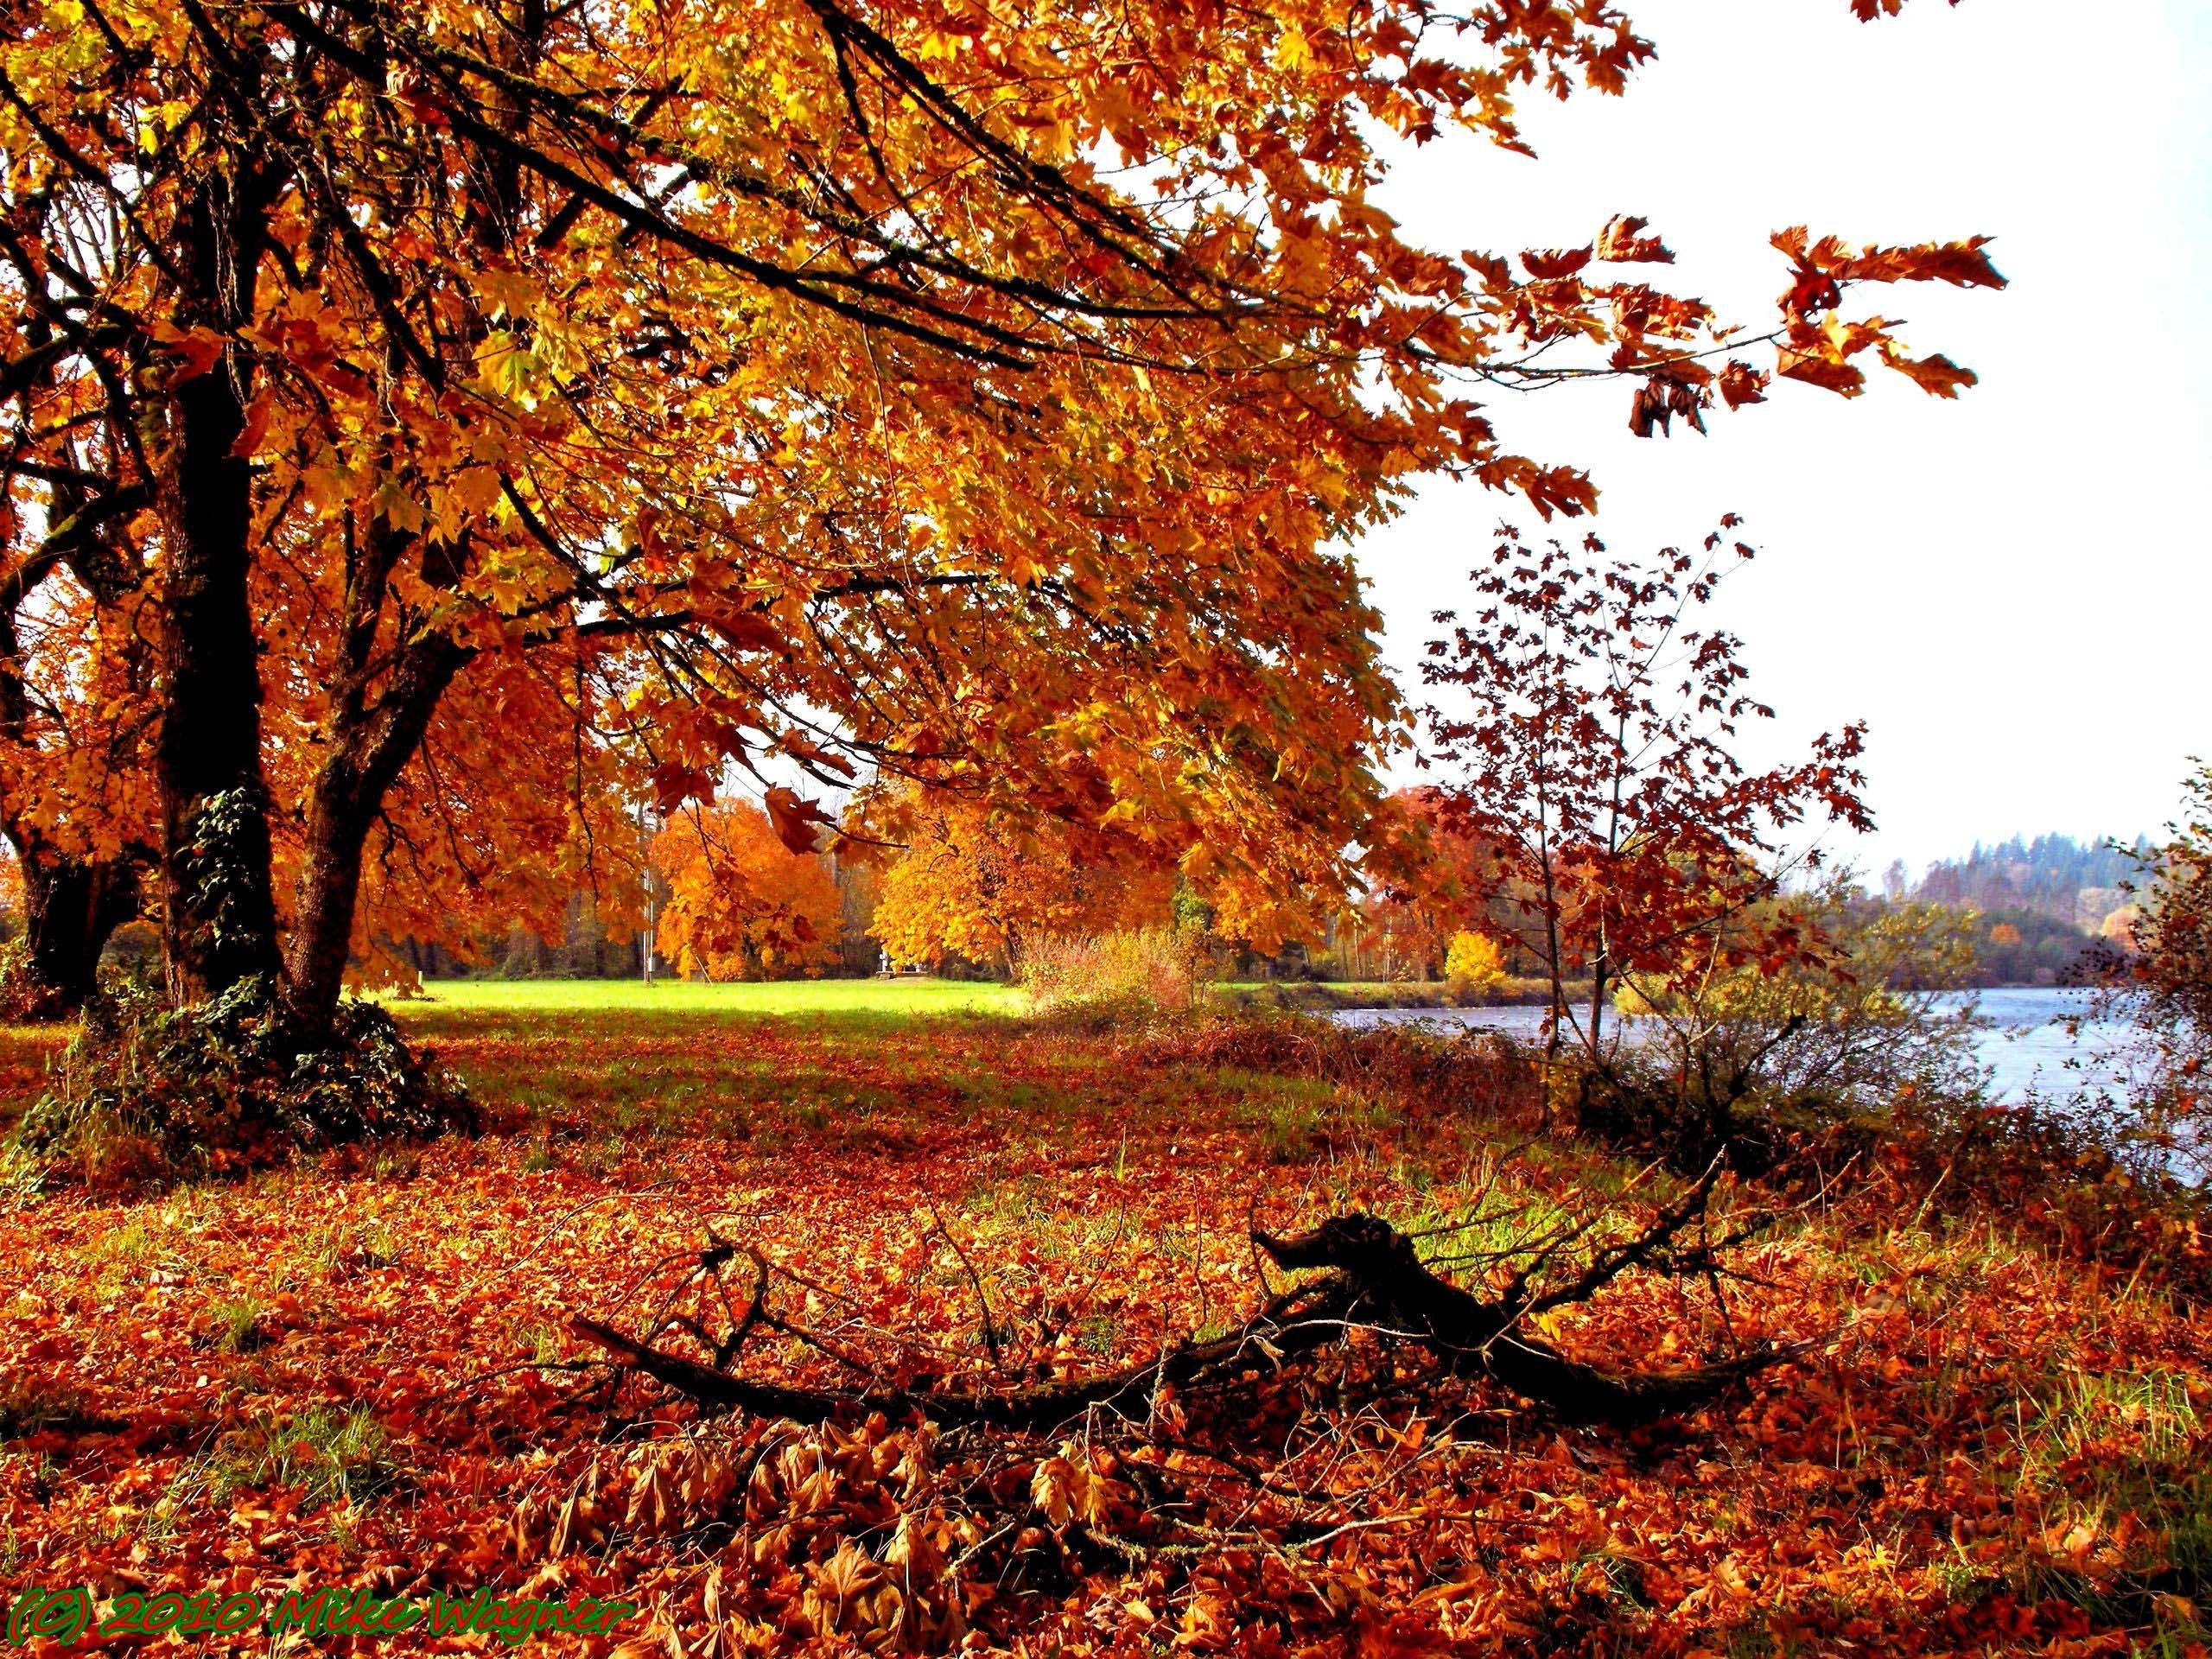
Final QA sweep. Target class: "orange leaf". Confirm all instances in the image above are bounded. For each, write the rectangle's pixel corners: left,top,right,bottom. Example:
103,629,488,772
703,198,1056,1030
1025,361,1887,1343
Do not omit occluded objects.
1880,345,1979,397
1595,214,1674,264
1521,246,1592,280
230,391,276,458
1718,359,1770,408
1777,347,1866,397
763,785,836,855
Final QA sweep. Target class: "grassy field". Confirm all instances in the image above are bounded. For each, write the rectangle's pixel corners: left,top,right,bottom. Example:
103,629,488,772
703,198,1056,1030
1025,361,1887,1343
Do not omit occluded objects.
3,995,2208,1656
402,975,1542,1018
403,974,1027,1017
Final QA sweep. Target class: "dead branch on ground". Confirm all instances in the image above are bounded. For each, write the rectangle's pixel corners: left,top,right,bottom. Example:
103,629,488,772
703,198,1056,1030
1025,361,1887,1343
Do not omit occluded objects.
572,1178,1796,1434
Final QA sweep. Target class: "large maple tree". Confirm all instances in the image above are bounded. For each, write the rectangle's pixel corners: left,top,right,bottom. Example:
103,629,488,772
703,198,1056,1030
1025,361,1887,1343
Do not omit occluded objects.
1,0,1997,1076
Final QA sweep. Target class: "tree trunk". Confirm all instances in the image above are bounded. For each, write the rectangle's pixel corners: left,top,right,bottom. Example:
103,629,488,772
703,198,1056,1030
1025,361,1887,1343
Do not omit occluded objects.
151,166,286,1007
4,841,143,1017
281,635,467,1033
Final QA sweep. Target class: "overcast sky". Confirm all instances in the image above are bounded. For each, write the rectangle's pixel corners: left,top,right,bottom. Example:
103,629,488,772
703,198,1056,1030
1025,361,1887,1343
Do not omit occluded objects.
1359,0,2212,879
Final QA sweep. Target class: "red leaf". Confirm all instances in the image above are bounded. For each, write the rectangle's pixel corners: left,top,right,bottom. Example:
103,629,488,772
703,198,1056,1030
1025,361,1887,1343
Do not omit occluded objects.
652,763,716,813
1718,360,1770,409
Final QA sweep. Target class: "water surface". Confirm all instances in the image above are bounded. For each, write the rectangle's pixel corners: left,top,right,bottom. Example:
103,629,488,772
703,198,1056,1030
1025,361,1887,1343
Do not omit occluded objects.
1333,986,2129,1102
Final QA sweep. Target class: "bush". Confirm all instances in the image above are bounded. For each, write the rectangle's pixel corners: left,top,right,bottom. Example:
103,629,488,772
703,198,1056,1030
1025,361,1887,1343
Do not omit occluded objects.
1443,931,1508,1001
1021,929,1199,1016
2079,764,2212,1185
1127,1007,1535,1119
0,940,55,1021
1574,893,1989,1171
16,976,473,1183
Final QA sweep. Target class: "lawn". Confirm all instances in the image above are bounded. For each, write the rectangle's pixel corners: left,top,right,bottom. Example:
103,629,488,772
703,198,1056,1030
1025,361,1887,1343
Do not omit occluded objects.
2,998,2208,1656
404,974,1027,1017
398,976,1536,1020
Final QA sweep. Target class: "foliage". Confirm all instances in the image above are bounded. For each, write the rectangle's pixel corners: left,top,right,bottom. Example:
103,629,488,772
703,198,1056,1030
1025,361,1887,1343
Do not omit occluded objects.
0,940,43,1022
16,979,472,1182
173,788,274,976
1588,887,1987,1166
868,802,1175,976
1020,929,1199,1017
2087,764,2212,1183
1443,931,1509,998
0,0,2000,1063
649,797,843,981
1908,833,2148,931
479,899,641,982
1961,906,2101,987
1422,524,1872,1062
330,658,653,990
1340,791,1501,981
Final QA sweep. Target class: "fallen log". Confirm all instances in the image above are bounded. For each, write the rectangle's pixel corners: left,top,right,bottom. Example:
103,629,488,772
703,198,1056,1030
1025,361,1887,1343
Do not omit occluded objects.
573,1207,1792,1433
1253,1212,1791,1426
573,1282,1349,1432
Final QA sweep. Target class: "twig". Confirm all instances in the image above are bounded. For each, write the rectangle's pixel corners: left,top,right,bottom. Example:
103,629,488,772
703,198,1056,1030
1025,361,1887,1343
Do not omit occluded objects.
927,1199,1006,1370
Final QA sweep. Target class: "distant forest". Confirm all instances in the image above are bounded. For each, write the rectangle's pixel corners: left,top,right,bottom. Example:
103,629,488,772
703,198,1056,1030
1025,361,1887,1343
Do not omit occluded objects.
1885,833,2149,986
378,833,2153,991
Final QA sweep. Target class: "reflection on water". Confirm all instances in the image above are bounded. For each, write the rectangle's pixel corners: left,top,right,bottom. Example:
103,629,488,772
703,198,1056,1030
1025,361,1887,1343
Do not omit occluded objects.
1332,985,2131,1103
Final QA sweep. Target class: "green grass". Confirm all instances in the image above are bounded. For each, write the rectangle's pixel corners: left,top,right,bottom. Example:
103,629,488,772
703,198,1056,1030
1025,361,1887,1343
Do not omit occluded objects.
380,981,1059,1142
404,976,1027,1017
156,1407,397,1530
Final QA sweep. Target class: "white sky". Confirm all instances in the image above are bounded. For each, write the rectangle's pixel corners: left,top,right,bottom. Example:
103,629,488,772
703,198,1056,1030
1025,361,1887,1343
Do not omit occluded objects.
1358,0,2212,879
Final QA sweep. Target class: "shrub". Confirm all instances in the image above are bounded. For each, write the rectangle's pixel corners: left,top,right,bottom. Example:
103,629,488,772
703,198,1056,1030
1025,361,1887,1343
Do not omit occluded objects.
1127,1007,1534,1120
1022,929,1199,1016
16,977,473,1183
1575,891,1988,1171
2077,764,2212,1185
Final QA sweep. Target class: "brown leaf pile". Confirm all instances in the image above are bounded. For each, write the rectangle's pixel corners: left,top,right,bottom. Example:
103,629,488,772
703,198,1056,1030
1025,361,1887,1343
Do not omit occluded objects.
2,1005,2208,1656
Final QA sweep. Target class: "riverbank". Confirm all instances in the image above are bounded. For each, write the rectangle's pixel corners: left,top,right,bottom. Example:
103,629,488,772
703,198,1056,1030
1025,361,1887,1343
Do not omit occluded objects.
1216,977,1567,1011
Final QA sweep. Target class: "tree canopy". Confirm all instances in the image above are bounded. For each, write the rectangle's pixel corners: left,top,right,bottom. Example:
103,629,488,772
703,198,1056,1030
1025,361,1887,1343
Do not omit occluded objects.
0,0,1999,1067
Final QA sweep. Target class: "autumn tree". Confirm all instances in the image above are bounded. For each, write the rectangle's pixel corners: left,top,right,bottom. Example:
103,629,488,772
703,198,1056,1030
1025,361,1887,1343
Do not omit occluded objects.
868,800,1174,976
1422,524,1874,1064
1444,931,1509,997
0,214,160,1017
2,0,1997,1147
254,548,653,992
652,797,842,981
2089,764,2212,1179
0,562,156,1016
1351,787,1522,982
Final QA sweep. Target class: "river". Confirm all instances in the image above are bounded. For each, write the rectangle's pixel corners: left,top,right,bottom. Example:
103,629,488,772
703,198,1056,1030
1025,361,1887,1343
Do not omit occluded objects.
1332,985,2133,1103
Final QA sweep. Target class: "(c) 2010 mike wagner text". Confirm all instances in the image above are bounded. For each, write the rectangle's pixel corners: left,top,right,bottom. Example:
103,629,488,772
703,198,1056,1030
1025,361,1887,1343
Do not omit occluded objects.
5,1583,640,1648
